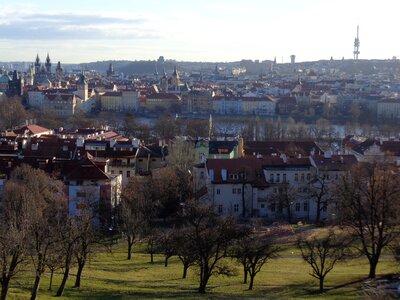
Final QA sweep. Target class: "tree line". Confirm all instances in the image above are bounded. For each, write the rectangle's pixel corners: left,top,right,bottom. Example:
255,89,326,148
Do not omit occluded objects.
1,160,400,298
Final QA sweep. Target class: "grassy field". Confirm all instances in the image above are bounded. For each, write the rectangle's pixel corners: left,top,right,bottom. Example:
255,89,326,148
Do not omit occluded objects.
5,238,398,300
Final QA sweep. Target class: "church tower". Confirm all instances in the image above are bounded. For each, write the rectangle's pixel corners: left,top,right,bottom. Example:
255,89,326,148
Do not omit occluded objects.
56,61,63,81
76,73,88,100
45,53,51,75
34,54,41,74
171,66,180,91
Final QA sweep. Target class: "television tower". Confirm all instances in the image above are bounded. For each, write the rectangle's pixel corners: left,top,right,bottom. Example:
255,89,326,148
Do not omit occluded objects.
353,25,360,60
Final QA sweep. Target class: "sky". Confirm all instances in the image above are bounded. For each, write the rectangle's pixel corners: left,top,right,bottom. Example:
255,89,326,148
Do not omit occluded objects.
0,0,399,63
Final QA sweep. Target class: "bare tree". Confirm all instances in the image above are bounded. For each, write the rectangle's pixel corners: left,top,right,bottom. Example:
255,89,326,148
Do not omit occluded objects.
157,229,175,267
145,231,159,264
182,200,247,293
0,96,29,130
269,186,298,223
336,163,400,278
152,168,181,220
0,224,25,300
0,165,66,300
297,229,349,292
233,231,279,290
119,177,155,260
45,250,63,291
308,174,333,224
73,206,97,288
171,228,197,279
55,217,80,297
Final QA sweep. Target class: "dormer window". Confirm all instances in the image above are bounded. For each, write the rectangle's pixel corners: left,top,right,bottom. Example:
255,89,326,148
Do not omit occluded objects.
229,173,238,180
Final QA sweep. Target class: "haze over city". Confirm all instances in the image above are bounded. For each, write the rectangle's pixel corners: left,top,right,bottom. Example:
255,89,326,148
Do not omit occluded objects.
0,0,399,63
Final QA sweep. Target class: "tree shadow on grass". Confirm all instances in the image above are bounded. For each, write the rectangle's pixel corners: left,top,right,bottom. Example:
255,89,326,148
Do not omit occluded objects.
327,277,365,291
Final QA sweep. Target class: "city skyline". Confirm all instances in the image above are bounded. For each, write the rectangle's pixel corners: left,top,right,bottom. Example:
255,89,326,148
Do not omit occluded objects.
0,0,399,63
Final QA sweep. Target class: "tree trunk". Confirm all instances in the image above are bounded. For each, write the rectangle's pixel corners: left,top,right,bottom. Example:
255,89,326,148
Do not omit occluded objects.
248,274,255,290
319,277,324,292
242,182,246,218
1,277,10,300
316,201,321,224
198,266,210,294
150,252,154,264
182,264,188,279
164,256,168,267
74,261,85,288
30,274,42,300
49,270,54,291
127,236,133,260
56,255,72,297
368,258,378,279
243,266,248,284
287,205,292,223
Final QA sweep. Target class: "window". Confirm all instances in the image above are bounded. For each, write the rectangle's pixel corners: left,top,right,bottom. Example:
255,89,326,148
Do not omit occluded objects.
119,170,123,175
283,174,287,183
237,188,241,194
276,174,280,183
270,174,274,183
270,203,276,212
111,170,114,174
229,174,238,180
218,205,223,214
127,171,131,178
307,173,311,181
304,202,309,212
260,204,265,208
234,204,239,212
295,173,298,182
138,158,143,162
301,174,305,182
76,191,86,198
232,188,237,194
216,189,220,195
295,203,300,212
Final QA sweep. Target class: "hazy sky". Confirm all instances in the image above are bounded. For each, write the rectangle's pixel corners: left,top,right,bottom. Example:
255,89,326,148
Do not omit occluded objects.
0,0,398,63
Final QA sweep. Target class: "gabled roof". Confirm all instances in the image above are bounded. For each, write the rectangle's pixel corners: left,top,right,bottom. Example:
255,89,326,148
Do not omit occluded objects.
65,154,109,181
13,125,50,136
209,140,238,155
206,157,267,187
136,144,166,158
244,141,322,157
311,155,358,172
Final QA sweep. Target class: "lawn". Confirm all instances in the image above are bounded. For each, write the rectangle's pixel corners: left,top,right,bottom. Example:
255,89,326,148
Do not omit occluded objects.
5,239,398,300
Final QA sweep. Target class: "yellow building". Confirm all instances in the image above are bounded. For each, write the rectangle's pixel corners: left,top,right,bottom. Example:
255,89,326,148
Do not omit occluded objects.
145,93,181,112
101,91,123,112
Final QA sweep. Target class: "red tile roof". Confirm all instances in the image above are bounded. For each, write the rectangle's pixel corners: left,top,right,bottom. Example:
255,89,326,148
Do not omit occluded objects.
13,125,50,136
